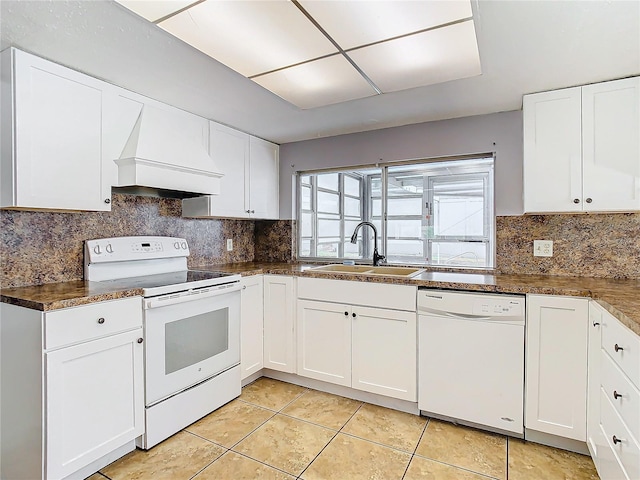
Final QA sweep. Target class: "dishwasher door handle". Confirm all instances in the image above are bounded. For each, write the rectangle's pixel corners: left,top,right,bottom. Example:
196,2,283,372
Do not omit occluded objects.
418,308,492,321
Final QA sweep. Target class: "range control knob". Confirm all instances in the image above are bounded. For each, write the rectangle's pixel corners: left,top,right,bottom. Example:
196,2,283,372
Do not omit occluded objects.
174,242,180,249
105,244,113,254
93,245,102,255
181,242,188,250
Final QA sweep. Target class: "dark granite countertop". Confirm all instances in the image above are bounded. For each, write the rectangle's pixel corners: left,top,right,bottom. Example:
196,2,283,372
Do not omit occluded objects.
2,262,639,337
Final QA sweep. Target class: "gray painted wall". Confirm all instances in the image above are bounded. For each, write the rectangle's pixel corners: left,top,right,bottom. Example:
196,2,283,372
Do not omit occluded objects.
279,110,523,219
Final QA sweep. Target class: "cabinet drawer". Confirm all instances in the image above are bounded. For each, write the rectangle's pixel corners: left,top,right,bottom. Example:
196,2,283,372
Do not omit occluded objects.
602,311,640,389
45,297,142,349
598,424,630,480
600,388,640,480
601,350,640,442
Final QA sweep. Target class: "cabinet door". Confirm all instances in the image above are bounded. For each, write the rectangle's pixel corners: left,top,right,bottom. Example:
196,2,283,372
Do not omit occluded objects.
45,329,144,480
249,136,279,219
11,49,110,211
352,305,417,401
208,122,250,218
588,302,605,463
525,295,589,441
241,275,264,380
263,275,296,373
523,87,582,213
297,300,351,387
582,77,640,211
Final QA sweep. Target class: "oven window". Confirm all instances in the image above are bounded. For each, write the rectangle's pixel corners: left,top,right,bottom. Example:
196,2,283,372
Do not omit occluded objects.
164,308,229,374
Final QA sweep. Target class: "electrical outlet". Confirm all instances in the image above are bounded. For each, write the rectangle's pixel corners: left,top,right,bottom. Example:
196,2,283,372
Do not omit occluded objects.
533,240,553,257
226,239,233,251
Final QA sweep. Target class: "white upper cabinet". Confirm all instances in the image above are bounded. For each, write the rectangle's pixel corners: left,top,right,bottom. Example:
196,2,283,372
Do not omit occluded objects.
582,78,640,212
1,48,111,211
524,76,640,213
182,123,279,219
249,136,279,219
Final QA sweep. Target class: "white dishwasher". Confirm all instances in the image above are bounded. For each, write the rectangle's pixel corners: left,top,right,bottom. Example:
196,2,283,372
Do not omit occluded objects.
418,289,525,436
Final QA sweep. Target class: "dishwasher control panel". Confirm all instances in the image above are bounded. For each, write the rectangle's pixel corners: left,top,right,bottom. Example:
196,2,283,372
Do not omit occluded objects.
418,290,525,320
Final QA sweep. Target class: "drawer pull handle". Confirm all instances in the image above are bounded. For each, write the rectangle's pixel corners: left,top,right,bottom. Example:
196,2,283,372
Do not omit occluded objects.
137,338,144,344
614,344,624,352
97,317,105,324
612,435,623,445
613,390,623,400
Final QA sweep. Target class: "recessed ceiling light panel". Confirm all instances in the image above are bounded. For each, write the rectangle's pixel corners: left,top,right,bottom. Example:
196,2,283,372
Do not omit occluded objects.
158,0,338,77
348,20,482,93
115,0,194,23
298,0,473,49
252,54,378,109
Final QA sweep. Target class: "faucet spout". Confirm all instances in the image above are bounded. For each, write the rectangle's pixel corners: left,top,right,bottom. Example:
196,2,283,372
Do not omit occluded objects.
350,222,386,266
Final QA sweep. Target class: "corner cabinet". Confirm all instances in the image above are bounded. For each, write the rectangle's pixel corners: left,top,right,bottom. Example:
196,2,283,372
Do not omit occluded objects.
263,275,296,373
240,275,264,380
0,297,144,480
523,76,640,213
182,123,279,220
525,295,589,441
1,48,112,211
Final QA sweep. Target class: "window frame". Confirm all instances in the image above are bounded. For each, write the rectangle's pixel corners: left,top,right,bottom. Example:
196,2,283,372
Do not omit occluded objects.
297,154,495,269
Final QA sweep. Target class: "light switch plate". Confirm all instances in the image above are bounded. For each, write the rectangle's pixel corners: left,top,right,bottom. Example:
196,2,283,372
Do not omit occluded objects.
226,239,233,251
533,240,553,257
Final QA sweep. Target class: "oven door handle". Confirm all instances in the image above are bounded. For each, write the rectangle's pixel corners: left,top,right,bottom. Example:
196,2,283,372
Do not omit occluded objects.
144,283,241,309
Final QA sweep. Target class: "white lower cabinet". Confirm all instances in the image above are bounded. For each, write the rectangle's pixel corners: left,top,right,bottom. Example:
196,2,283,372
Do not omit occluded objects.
263,275,296,373
352,305,416,401
46,329,144,479
525,295,589,441
0,297,144,480
240,275,264,380
297,300,351,387
296,277,417,401
589,301,640,480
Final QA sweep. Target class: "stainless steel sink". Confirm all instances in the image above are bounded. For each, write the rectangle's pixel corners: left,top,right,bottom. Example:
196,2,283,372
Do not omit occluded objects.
309,264,424,278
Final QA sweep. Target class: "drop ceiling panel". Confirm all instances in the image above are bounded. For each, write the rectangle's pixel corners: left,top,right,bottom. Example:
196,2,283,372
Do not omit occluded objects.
158,0,338,77
349,20,482,93
299,0,473,49
115,0,194,23
252,55,378,109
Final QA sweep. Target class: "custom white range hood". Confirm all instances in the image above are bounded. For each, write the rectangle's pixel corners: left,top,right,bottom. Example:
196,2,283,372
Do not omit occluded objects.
115,104,223,195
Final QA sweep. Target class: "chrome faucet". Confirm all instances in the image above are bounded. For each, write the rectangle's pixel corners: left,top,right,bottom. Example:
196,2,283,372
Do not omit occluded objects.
350,221,386,266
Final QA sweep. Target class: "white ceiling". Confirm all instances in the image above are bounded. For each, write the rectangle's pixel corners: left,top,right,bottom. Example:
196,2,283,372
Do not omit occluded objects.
1,1,639,144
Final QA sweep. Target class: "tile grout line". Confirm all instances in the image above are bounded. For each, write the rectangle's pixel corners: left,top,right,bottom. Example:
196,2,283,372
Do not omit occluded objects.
401,416,430,479
297,401,366,479
182,430,231,480
231,449,300,479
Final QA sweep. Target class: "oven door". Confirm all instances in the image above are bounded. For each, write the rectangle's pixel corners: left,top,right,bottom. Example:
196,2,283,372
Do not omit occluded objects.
143,283,241,406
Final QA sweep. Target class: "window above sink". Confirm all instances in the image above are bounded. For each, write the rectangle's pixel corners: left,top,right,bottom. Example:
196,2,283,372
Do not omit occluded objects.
297,155,495,269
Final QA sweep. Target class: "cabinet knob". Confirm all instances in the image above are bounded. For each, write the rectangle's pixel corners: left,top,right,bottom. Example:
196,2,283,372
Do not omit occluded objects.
251,210,255,214
352,312,356,317
104,198,111,204
246,210,251,213
585,198,592,204
615,343,624,352
344,311,349,316
137,338,144,344
612,435,623,445
97,317,105,324
573,198,580,204
613,390,623,400
242,285,247,290
593,322,600,327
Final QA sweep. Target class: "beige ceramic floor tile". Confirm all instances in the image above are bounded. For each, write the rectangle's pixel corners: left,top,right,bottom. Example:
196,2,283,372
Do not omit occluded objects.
301,433,411,480
415,420,507,479
282,389,362,430
193,451,295,480
240,377,307,410
101,431,224,480
341,403,427,452
508,439,599,480
233,414,335,476
404,456,492,480
186,399,274,447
